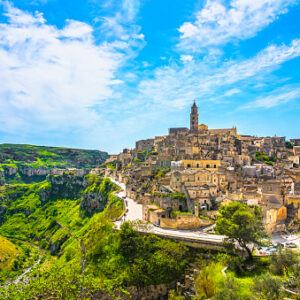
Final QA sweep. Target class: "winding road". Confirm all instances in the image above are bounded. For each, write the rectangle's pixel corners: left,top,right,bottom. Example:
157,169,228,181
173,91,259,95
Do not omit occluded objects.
110,177,300,248
110,177,225,243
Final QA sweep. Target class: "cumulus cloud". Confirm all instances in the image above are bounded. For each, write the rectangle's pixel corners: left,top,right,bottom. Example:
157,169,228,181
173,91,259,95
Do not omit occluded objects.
178,0,297,51
0,3,125,136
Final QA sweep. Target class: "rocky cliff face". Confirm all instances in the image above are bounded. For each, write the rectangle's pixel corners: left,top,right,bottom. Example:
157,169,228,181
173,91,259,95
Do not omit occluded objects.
38,174,87,202
37,174,112,217
80,188,106,217
0,144,109,185
0,144,109,168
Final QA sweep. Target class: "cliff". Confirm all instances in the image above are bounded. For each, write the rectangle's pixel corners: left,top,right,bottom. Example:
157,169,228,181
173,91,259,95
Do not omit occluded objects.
0,144,109,184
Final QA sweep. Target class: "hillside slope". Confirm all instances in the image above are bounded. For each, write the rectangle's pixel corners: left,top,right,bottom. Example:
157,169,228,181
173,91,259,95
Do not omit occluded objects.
0,144,109,184
0,236,19,272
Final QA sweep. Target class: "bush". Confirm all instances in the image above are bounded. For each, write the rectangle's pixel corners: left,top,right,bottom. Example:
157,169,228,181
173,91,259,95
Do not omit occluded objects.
229,257,246,275
252,273,283,300
215,277,249,300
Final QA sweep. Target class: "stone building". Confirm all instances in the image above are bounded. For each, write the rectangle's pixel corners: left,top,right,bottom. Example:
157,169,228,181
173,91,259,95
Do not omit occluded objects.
190,100,198,133
136,139,154,152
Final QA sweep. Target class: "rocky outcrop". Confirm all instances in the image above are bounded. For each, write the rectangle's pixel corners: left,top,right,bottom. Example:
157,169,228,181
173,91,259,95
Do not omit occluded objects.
0,205,7,225
48,235,69,255
2,166,18,176
18,165,49,177
80,189,106,217
38,186,52,203
38,174,87,202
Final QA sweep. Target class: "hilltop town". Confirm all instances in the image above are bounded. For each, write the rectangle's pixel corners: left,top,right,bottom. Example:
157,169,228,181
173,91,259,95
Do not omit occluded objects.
102,101,300,235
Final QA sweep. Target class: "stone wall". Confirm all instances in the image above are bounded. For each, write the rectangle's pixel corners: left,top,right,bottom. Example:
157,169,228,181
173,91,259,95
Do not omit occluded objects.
160,214,212,230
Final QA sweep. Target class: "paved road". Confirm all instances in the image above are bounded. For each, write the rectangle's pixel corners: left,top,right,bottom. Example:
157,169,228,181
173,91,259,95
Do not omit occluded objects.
272,233,300,247
110,177,300,247
110,177,225,243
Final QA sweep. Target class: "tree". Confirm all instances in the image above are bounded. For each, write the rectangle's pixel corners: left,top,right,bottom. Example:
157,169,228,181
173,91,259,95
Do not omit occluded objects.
168,290,184,300
194,264,216,299
215,202,268,260
252,273,283,300
269,247,299,275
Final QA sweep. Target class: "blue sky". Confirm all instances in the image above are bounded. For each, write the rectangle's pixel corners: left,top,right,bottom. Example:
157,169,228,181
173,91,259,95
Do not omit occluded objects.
0,0,299,153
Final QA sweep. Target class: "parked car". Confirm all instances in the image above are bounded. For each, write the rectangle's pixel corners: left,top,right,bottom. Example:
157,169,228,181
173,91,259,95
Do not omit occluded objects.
269,248,277,253
286,242,297,248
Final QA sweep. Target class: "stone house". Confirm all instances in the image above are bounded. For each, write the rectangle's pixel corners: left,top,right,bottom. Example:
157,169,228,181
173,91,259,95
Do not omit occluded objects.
136,139,154,152
186,184,217,210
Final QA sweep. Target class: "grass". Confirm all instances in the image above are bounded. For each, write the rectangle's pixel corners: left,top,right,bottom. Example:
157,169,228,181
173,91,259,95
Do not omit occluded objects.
171,210,193,218
0,236,20,272
224,256,277,297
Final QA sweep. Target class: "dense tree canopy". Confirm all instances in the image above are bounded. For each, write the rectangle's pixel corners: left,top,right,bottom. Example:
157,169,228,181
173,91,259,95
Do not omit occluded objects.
215,202,268,260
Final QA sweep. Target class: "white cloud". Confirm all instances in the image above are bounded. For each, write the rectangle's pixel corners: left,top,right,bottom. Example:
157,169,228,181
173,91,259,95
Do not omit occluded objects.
240,86,300,108
137,39,300,109
122,0,140,21
0,4,126,136
60,20,93,39
180,54,193,62
223,88,241,97
178,0,297,51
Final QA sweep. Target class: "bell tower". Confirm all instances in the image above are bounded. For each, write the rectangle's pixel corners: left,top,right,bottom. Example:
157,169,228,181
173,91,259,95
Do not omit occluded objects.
190,100,198,133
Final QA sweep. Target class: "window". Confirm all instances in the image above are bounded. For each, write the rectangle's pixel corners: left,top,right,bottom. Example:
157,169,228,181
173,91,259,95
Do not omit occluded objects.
214,165,217,168
207,176,210,180
196,163,200,168
177,178,179,182
187,164,191,168
206,164,210,168
198,177,200,180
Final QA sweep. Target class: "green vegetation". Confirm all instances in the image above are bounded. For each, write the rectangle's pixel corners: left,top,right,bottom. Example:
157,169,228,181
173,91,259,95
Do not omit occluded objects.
0,143,109,184
252,273,283,300
0,236,39,284
100,160,120,170
154,192,187,200
85,221,189,289
255,151,277,166
170,210,193,218
0,174,121,248
0,172,193,298
286,141,293,149
215,202,267,260
0,236,20,273
193,251,300,300
152,167,171,178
